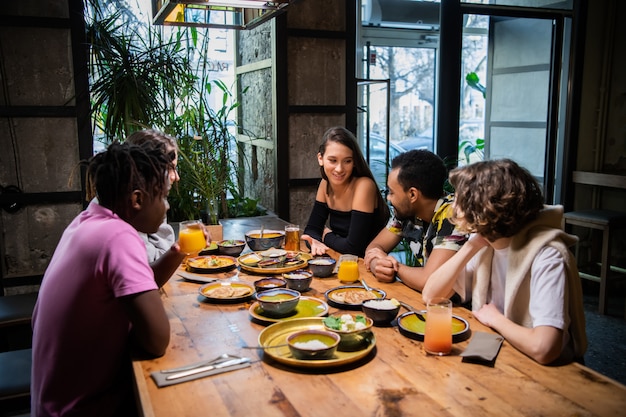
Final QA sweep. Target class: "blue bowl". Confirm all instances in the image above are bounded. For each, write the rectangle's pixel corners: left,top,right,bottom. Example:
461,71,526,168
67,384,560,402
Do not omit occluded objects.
255,288,300,316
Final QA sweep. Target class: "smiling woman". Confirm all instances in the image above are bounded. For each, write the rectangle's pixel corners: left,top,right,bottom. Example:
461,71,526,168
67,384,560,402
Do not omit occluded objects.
302,127,390,257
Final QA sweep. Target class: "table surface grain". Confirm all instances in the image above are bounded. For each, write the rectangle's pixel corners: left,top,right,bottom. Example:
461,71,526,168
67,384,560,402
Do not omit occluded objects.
133,219,626,417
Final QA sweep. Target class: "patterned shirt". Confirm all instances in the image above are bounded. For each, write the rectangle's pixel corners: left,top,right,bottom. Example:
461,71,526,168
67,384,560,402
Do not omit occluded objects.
386,194,468,266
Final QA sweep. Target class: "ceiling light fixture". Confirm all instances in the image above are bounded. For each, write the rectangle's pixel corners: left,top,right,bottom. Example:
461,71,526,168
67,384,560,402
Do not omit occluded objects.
151,0,293,30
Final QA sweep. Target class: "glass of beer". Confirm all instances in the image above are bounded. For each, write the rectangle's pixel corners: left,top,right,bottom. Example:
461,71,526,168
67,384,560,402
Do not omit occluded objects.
178,220,206,256
337,255,359,283
424,297,452,356
284,224,300,251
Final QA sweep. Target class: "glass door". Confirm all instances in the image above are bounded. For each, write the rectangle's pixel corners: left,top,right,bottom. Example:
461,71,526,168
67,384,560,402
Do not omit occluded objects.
358,41,437,190
454,2,573,202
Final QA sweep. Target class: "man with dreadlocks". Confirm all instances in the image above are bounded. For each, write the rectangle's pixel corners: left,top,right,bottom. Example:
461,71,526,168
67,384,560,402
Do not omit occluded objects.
31,142,183,416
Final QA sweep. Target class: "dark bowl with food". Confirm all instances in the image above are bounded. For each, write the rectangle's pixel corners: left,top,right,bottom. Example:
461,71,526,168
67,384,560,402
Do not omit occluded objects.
282,270,313,292
253,277,287,293
307,257,337,278
323,313,374,351
216,239,246,257
255,288,301,316
361,298,401,326
287,329,340,360
245,229,285,252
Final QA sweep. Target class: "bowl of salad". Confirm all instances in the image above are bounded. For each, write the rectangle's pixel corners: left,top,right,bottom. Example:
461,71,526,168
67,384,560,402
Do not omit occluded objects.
216,239,246,257
323,313,373,351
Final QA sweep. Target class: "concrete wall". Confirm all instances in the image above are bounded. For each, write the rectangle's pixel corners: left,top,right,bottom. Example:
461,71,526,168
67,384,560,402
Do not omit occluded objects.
237,22,276,213
0,0,83,294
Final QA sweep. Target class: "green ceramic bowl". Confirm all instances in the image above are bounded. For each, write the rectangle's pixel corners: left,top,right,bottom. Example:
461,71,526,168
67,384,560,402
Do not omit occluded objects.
287,329,340,360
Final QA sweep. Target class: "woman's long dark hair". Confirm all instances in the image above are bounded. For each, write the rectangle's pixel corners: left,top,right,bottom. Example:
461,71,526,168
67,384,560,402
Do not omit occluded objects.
318,126,390,227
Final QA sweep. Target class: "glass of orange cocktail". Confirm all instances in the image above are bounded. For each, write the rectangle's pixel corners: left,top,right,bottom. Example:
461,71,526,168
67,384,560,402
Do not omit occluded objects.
424,297,452,355
178,220,206,256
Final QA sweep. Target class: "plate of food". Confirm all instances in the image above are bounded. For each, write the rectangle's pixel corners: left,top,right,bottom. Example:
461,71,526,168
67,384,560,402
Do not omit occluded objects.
249,296,329,325
177,268,239,283
186,255,237,274
238,252,311,274
397,311,471,343
199,281,254,303
258,317,376,368
325,285,386,310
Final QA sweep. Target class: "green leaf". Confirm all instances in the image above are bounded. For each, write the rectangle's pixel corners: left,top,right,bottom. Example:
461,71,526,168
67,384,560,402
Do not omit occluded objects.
323,316,342,330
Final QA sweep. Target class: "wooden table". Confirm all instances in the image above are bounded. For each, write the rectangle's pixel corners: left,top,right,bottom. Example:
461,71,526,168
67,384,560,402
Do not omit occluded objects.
133,223,626,417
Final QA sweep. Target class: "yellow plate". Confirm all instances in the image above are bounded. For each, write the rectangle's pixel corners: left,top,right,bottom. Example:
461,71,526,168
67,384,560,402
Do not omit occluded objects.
249,297,329,325
258,317,376,368
238,252,312,274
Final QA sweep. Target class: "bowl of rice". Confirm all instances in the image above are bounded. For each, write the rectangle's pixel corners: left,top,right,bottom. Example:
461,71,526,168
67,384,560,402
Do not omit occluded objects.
307,257,336,278
361,298,401,326
283,270,313,292
287,329,340,360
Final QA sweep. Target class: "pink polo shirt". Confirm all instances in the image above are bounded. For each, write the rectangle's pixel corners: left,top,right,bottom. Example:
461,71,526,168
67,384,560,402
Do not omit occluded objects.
31,202,158,416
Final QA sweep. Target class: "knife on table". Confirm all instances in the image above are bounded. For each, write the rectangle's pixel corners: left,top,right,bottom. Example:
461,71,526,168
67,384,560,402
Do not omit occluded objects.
165,357,251,381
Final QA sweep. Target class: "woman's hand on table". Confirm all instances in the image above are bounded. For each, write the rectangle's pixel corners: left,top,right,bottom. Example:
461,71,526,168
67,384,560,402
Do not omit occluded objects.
301,234,329,256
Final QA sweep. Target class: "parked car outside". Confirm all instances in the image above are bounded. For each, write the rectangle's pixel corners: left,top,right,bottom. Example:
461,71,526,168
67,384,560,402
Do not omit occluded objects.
366,133,433,190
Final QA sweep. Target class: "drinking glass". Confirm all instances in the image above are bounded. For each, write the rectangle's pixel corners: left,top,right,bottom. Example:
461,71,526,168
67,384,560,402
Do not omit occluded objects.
178,220,206,256
284,224,300,251
337,255,359,283
424,297,452,356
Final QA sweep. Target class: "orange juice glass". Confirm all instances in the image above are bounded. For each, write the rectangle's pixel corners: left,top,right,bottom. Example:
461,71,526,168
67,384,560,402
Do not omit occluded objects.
179,220,206,255
337,255,359,283
424,297,452,355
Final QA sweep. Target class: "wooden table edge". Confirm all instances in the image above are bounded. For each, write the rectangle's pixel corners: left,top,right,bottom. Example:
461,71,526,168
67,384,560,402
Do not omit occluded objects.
133,360,155,417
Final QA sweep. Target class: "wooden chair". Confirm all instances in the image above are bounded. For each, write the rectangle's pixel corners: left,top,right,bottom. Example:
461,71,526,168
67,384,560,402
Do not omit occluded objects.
563,171,626,316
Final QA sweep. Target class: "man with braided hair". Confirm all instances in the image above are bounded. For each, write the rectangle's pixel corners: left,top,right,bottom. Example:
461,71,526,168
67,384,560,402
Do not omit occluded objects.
32,142,183,416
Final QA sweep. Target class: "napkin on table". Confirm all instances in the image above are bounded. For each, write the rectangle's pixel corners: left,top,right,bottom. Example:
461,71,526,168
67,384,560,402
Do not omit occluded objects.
151,358,251,387
460,331,504,367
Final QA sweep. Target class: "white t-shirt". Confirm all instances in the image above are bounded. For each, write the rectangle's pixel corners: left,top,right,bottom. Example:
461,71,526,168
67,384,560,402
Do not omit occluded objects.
454,245,570,345
140,219,176,262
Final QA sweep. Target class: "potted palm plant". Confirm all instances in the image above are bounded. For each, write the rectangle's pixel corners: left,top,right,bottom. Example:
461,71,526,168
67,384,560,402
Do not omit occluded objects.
86,4,264,234
167,79,240,227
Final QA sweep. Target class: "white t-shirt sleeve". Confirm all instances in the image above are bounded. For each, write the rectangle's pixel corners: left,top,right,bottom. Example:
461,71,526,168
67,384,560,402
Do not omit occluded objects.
529,246,567,330
142,220,176,262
